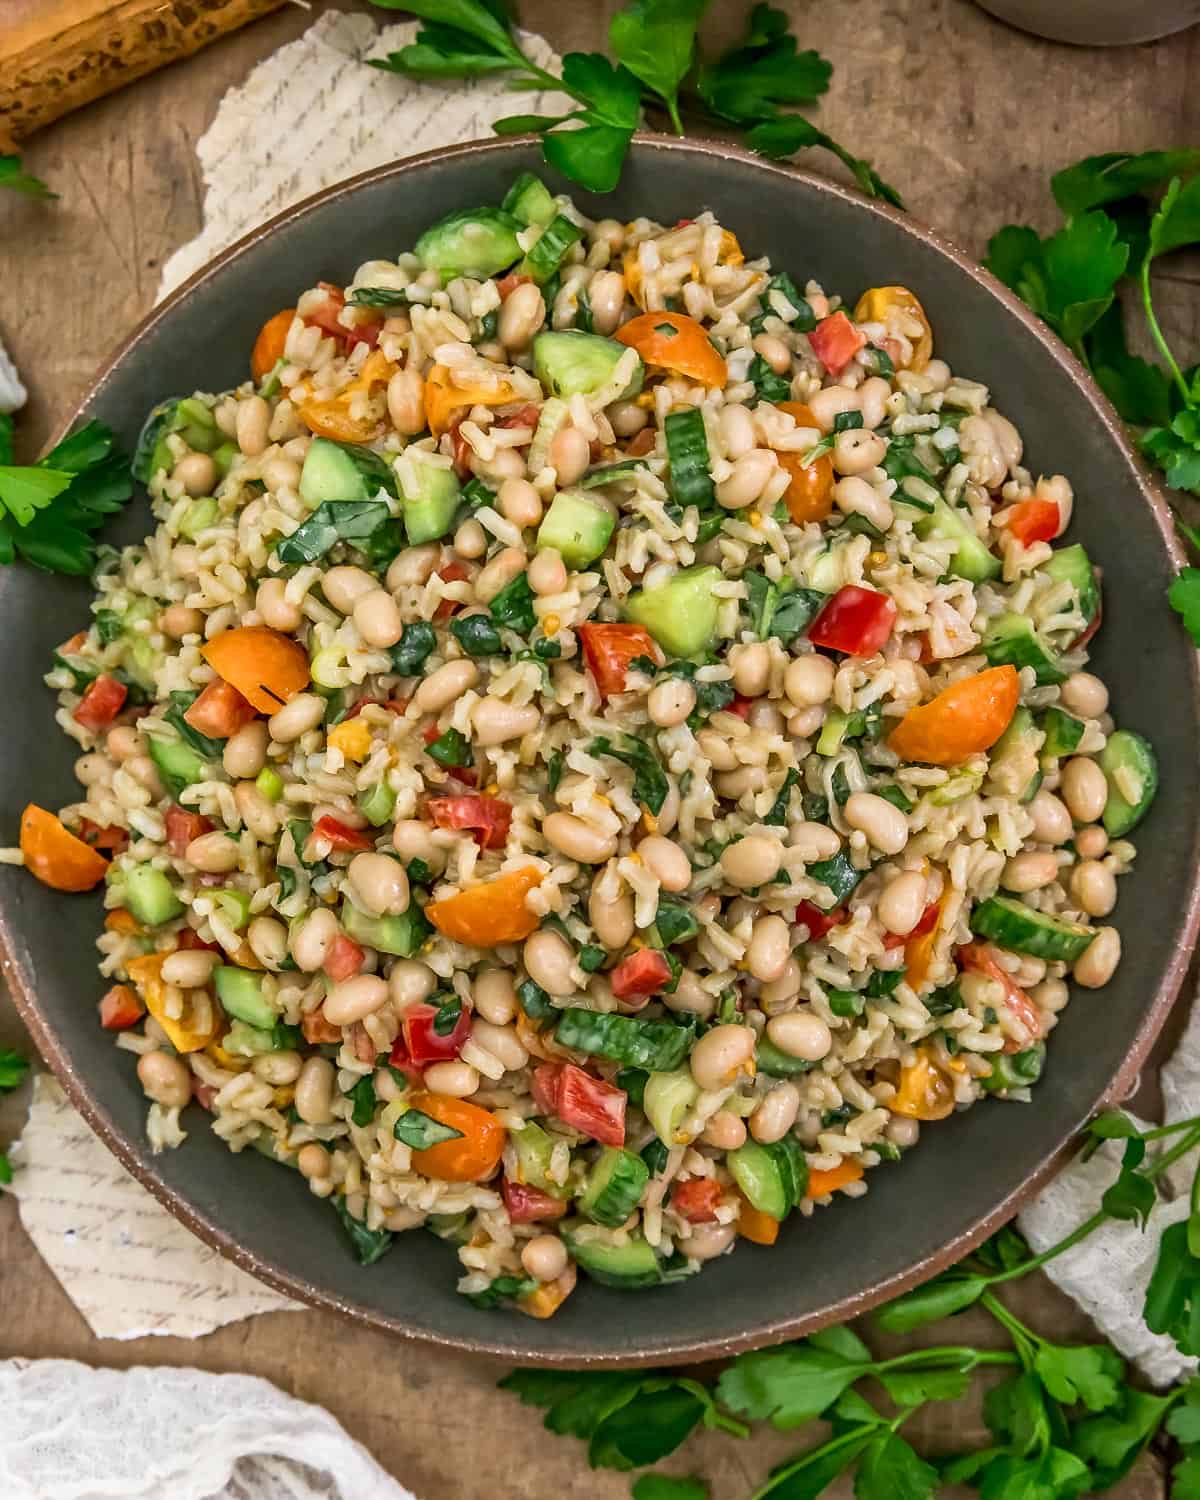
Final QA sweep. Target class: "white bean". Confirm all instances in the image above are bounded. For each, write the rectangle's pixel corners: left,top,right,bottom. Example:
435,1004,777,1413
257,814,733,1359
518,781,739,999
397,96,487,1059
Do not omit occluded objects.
716,449,777,510
475,547,527,604
268,693,325,742
1071,859,1117,917
522,1234,569,1282
137,1051,191,1108
789,821,841,862
256,577,302,632
1073,926,1120,988
549,426,591,486
696,728,739,771
1060,672,1109,719
589,873,634,950
785,654,835,708
686,1223,737,1261
766,1009,832,1061
297,1143,332,1179
807,385,862,432
234,780,279,841
701,1110,747,1150
876,871,926,936
347,851,410,917
454,519,488,559
174,451,215,496
747,914,791,981
844,792,907,855
472,696,539,747
542,811,617,863
247,915,288,968
1003,851,1059,893
161,604,204,638
424,1060,480,1098
323,974,389,1026
352,587,403,649
471,1017,529,1072
833,474,893,530
528,548,567,595
185,830,240,873
832,429,886,475
323,565,376,614
295,1056,336,1123
750,1081,801,1143
721,835,782,888
161,949,217,988
1028,791,1073,845
473,969,517,1025
752,332,791,375
718,403,756,459
387,368,426,435
413,660,479,714
386,543,440,591
637,835,691,892
1061,758,1108,824
387,959,437,1009
857,376,890,429
291,907,339,972
499,478,543,530
729,641,771,697
690,1024,756,1090
236,395,270,457
586,270,626,336
647,677,696,727
392,821,444,871
523,929,575,996
498,282,546,351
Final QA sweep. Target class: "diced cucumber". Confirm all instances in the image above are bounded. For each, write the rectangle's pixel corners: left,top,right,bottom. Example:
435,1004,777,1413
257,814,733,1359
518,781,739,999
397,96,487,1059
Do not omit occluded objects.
179,497,219,540
727,1139,808,1219
624,565,722,659
915,497,1001,582
124,864,183,925
427,1210,473,1244
989,707,1043,802
212,440,238,479
501,172,557,228
816,709,851,757
533,331,644,401
564,1228,664,1288
981,612,1065,685
415,206,522,282
554,1008,695,1072
299,438,370,506
341,900,430,957
756,1037,815,1078
1040,707,1085,759
807,544,847,594
665,408,715,510
1042,543,1099,623
970,894,1096,961
520,214,583,285
535,488,615,568
511,1122,562,1194
400,457,460,544
214,967,278,1029
643,1069,700,1145
358,781,396,827
146,736,208,798
577,1147,650,1227
981,1043,1046,1093
1099,729,1158,836
211,888,251,930
223,1019,280,1057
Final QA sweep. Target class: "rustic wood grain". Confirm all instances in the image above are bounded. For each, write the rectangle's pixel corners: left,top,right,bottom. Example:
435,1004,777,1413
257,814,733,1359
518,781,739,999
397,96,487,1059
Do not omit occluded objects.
0,3,1195,1494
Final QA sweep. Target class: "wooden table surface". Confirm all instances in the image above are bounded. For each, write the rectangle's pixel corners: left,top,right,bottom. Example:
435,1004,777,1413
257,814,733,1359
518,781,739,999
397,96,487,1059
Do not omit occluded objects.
1,3,1197,1495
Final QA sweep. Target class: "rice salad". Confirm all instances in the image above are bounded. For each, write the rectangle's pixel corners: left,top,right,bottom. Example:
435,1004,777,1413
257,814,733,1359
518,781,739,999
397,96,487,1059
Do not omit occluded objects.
10,172,1159,1317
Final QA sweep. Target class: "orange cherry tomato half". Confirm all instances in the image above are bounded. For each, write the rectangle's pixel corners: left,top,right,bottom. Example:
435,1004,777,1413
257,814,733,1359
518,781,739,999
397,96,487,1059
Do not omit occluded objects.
201,626,311,714
407,1091,506,1182
423,362,520,437
903,892,949,992
775,400,834,524
425,865,543,948
892,1047,957,1121
736,1193,781,1245
299,349,395,442
852,286,933,372
20,805,110,892
888,666,1020,766
251,309,296,382
806,1159,865,1198
615,311,727,388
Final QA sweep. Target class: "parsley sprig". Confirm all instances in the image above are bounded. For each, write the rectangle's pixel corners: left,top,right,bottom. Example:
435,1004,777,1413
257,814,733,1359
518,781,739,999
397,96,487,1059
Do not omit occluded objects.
0,1049,30,1185
0,419,134,575
0,154,55,199
500,1107,1200,1497
368,0,897,202
985,150,1200,646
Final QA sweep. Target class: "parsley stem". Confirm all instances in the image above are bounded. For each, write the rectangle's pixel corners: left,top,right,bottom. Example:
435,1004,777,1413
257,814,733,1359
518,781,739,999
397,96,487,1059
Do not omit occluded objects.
985,1208,1108,1286
877,1345,1019,1373
1140,256,1191,405
979,1288,1038,1355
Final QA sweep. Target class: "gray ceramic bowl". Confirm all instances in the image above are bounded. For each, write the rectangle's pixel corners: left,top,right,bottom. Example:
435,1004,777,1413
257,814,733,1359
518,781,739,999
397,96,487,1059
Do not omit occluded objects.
3,136,1198,1366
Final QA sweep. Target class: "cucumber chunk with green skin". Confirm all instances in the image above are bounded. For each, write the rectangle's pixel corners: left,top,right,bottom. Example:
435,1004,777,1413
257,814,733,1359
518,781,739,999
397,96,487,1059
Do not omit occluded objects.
564,1228,664,1288
415,206,522,283
1042,542,1099,623
214,967,278,1030
341,900,431,957
1099,729,1158,836
533,331,644,401
1040,706,1085,759
915,498,1001,582
970,894,1096,961
145,736,207,798
299,438,370,506
727,1140,800,1220
510,1123,563,1195
624,565,722,659
577,1147,650,1227
981,612,1065,685
400,460,460,544
535,488,615,568
501,172,557,228
665,407,715,510
520,214,583,285
642,1068,699,1145
989,707,1044,802
981,1043,1046,1093
124,864,183,925
756,1036,816,1078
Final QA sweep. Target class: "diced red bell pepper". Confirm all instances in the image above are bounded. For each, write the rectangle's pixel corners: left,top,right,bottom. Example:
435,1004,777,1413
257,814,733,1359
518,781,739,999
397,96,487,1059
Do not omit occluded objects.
578,623,660,698
402,999,473,1065
450,421,473,480
433,561,471,623
534,1062,627,1147
1005,497,1060,547
610,948,673,1001
729,695,753,720
807,585,897,657
793,900,846,941
883,898,940,949
176,927,222,953
502,1178,569,1223
324,932,366,982
345,696,408,720
74,673,128,731
184,680,256,739
674,218,695,228
495,402,541,429
99,984,143,1030
495,272,533,301
313,815,374,853
165,806,213,858
671,1177,723,1223
387,1032,424,1084
59,631,88,655
807,311,867,376
78,819,129,855
302,1007,343,1045
304,282,381,349
427,794,512,851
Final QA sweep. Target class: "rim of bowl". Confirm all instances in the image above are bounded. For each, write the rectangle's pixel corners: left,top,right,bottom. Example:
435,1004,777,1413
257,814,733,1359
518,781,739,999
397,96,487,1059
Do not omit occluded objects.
5,132,1199,1367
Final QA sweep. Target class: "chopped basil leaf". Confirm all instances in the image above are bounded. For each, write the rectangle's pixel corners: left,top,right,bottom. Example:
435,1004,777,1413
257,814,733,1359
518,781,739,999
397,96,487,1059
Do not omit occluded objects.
163,690,224,758
427,728,472,767
466,1274,538,1310
578,944,607,972
588,734,669,815
833,410,864,432
827,988,865,1018
748,354,791,404
518,978,553,1020
347,286,409,307
433,995,463,1036
276,500,394,565
390,621,436,676
334,1198,393,1265
865,968,906,999
547,750,565,794
393,1108,465,1150
94,609,123,644
488,571,537,634
462,477,496,511
450,612,504,656
764,768,800,826
346,1074,378,1127
406,857,432,885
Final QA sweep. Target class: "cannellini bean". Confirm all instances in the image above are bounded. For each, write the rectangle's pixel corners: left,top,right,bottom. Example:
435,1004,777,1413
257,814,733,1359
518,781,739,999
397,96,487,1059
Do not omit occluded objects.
297,1142,332,1179
137,1051,191,1108
752,331,791,375
1073,926,1120,988
789,821,841,862
719,403,756,459
161,949,218,988
785,653,835,708
1074,826,1108,859
834,474,893,530
807,385,861,431
528,548,567,595
321,565,376,614
105,726,142,761
1028,790,1073,845
876,871,926,936
256,577,302,631
392,820,444,870
729,641,771,697
499,478,543,530
174,451,215,496
750,1081,801,1143
236,395,270,457
696,728,739,771
857,376,890,429
161,603,204,639
610,400,648,438
247,915,288,968
647,677,696,727
475,547,527,604
1060,672,1109,719
263,454,301,492
472,697,539,747
387,959,437,1008
268,692,325,742
716,449,777,510
1071,859,1117,917
886,1115,920,1148
766,1009,832,1061
832,429,886,475
1031,977,1070,1013
760,958,803,1012
185,830,240,873
454,518,488,559
291,907,339,972
424,1059,481,1098
1061,758,1108,824
549,426,590,486
664,969,716,1018
471,1017,529,1072
721,835,782,888
353,588,404,648
690,1023,756,1090
473,968,517,1026
413,660,480,714
589,873,634,949
234,780,279,841
387,543,440,590
702,1110,747,1150
685,1223,737,1261
747,914,791,981
347,851,410,917
324,974,389,1025
586,270,626,336
542,811,617,863
716,765,769,799
295,1056,336,1123
637,835,691,892
388,368,426,435
498,282,546,351
523,929,575,996
522,1234,569,1282
1003,851,1059,893
844,792,908,855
